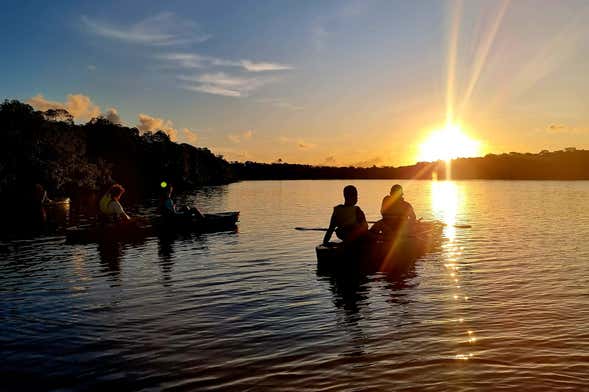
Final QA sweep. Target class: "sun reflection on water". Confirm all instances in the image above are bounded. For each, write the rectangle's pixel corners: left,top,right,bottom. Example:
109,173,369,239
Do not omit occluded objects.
431,180,460,240
431,180,478,361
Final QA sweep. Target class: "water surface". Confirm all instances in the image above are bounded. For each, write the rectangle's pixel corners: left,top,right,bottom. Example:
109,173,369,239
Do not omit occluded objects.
2,180,589,390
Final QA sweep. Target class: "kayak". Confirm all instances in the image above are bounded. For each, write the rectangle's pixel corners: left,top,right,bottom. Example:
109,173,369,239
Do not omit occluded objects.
316,220,444,273
66,211,239,244
44,198,70,206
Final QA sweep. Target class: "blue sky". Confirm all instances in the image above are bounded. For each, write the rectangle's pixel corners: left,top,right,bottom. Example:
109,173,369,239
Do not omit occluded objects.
2,0,589,165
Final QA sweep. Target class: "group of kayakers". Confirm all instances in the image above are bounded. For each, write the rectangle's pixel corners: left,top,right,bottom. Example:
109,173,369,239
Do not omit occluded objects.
97,183,203,224
323,184,416,245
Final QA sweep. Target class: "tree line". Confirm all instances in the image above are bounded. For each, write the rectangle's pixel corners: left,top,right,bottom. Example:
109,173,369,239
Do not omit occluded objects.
0,99,233,203
1,98,588,205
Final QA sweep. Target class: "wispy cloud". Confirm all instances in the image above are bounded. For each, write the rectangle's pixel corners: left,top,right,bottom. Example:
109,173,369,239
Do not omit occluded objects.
257,98,303,111
179,73,274,97
159,52,293,73
240,60,292,72
227,130,254,143
279,136,316,149
81,12,210,46
545,124,587,135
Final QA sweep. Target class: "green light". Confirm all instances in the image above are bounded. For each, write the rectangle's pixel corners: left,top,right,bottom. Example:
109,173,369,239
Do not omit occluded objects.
160,181,167,188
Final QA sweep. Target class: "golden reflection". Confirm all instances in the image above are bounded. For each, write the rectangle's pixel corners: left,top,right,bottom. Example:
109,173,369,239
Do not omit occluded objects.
431,180,460,240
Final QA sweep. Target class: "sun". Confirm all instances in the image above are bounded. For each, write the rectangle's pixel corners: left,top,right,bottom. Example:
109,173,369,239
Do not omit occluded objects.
418,124,481,162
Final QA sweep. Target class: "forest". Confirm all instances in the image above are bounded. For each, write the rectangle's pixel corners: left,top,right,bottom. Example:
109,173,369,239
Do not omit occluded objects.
0,99,233,203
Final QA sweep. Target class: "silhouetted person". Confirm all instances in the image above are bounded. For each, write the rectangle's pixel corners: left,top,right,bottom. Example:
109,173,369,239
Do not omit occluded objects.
371,184,416,236
323,185,368,244
30,184,49,226
99,184,130,222
160,184,204,220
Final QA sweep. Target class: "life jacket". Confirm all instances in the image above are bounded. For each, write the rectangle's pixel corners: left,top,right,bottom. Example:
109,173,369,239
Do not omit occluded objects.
99,194,112,215
381,196,410,219
333,205,360,227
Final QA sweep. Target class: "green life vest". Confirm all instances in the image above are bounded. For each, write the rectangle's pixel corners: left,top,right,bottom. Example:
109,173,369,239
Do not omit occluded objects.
99,194,112,214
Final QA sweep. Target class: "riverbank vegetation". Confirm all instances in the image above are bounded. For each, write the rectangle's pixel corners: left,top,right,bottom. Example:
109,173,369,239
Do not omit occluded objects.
0,100,233,202
2,99,588,204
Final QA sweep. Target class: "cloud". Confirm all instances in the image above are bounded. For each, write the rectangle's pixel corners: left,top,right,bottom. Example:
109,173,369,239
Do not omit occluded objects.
136,113,180,140
227,130,254,143
26,93,101,122
182,128,198,145
180,73,272,97
324,156,336,165
104,107,121,124
82,12,210,46
160,52,293,73
240,60,292,72
548,124,566,131
546,124,587,135
256,98,303,111
279,136,316,149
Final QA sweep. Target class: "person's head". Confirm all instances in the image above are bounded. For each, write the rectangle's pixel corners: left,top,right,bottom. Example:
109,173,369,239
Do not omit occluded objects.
390,184,403,200
110,184,125,200
343,185,358,205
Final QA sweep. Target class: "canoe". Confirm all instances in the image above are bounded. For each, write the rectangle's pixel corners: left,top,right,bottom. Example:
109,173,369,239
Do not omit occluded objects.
316,221,443,273
66,211,239,244
44,198,70,206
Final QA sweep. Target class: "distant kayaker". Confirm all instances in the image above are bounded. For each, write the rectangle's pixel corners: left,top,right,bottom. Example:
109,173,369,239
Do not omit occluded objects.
32,184,50,224
323,185,368,244
160,184,204,220
371,184,416,235
99,184,130,222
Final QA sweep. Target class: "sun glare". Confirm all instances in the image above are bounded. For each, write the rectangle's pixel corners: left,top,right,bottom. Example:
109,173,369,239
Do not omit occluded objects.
419,125,481,162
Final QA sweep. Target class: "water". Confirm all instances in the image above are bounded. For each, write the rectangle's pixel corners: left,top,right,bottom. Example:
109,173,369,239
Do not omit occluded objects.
2,180,589,391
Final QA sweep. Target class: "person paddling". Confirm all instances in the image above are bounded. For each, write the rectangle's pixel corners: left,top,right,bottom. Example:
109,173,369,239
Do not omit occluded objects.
323,185,368,245
371,184,416,236
99,184,130,223
160,184,204,220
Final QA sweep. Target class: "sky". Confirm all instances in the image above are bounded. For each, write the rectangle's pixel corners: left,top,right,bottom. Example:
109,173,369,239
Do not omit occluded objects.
1,0,589,166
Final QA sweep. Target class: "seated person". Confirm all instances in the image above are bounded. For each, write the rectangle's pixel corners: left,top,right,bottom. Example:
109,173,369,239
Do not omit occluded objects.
371,184,416,236
99,184,130,223
323,185,368,244
160,185,204,220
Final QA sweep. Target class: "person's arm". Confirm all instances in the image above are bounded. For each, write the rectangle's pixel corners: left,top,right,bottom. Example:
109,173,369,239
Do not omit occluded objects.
112,200,131,221
323,209,337,244
356,207,368,231
407,202,416,220
380,196,388,216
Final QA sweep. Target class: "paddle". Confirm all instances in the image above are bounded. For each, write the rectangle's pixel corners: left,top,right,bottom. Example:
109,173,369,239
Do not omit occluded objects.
294,222,471,231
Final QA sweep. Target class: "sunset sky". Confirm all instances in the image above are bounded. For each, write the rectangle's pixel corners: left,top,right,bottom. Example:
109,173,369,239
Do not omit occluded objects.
2,0,589,166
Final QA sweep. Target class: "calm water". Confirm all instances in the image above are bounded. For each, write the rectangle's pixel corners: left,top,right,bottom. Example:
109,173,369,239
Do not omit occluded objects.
2,180,589,391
